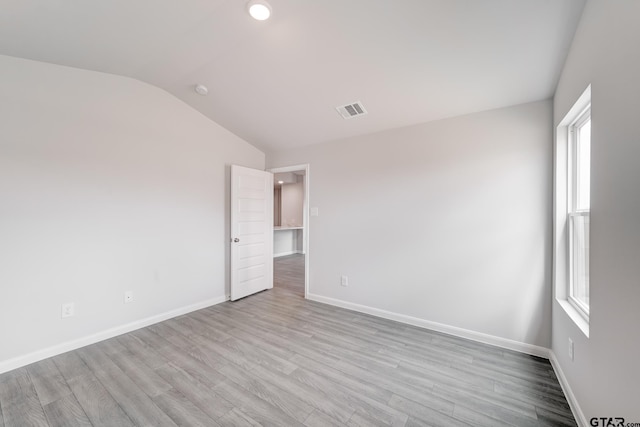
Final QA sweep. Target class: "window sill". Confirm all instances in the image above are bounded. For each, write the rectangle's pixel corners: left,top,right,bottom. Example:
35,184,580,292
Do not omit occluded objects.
558,299,590,338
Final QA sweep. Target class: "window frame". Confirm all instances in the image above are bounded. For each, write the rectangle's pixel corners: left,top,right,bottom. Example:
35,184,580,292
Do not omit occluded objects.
567,106,591,321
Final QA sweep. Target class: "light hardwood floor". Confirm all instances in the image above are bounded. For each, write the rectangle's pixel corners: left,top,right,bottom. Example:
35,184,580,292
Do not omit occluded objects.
274,254,305,297
0,256,576,426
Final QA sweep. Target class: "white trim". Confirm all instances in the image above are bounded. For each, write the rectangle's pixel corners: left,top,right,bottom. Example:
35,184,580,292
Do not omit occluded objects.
555,84,592,333
549,351,588,427
567,105,591,322
307,293,550,358
0,295,229,375
567,293,589,323
268,164,310,299
557,299,590,338
274,250,303,258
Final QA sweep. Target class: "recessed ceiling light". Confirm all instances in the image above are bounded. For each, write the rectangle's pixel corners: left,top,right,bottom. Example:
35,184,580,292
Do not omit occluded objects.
194,84,208,96
277,180,284,184
247,0,271,21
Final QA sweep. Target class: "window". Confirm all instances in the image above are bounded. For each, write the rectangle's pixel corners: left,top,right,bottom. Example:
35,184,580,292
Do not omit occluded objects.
568,106,590,319
555,84,591,335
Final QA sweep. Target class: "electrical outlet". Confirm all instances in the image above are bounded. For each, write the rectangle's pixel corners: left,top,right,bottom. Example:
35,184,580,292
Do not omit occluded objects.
568,338,574,361
341,275,348,287
61,302,75,318
124,291,134,304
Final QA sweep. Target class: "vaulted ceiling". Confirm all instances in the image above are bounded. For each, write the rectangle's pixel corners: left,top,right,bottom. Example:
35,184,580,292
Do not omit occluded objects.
0,0,585,151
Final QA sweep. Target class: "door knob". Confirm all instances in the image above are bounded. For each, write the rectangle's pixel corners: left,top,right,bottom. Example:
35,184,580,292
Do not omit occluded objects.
233,238,240,242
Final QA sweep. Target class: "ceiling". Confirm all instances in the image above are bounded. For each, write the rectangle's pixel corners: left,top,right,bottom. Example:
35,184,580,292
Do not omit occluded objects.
0,0,585,152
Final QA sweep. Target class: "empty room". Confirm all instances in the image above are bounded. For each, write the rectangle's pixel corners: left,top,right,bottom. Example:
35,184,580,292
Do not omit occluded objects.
1,1,639,426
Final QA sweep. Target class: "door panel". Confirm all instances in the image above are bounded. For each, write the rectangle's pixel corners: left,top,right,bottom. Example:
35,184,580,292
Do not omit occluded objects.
230,165,273,301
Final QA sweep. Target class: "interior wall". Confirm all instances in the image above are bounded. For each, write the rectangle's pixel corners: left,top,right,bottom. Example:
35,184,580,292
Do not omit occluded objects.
552,1,640,421
273,229,301,257
268,99,553,348
0,55,265,368
281,181,304,227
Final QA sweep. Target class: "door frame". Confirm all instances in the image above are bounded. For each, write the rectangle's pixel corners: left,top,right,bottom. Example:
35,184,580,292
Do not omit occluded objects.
269,164,310,298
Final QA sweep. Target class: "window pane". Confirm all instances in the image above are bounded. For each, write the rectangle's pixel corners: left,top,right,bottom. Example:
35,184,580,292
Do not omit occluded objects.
576,118,591,210
571,214,590,308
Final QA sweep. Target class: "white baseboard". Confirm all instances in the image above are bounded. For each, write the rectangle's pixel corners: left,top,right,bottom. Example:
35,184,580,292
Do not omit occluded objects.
306,293,550,358
274,250,303,258
549,351,588,427
0,295,229,375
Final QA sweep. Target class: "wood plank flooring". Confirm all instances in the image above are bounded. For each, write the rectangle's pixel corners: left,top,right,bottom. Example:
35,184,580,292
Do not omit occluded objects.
0,256,576,426
274,254,305,296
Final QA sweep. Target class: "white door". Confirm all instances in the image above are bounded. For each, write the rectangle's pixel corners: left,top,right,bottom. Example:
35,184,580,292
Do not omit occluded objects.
230,165,273,301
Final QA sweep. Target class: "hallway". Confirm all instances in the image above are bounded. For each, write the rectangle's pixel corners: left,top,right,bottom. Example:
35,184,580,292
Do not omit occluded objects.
274,254,304,297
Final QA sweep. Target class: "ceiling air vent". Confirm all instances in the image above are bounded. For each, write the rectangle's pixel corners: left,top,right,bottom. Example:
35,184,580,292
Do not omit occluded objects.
336,101,368,119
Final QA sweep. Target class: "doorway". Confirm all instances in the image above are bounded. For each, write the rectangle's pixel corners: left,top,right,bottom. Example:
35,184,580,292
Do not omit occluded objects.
269,164,309,298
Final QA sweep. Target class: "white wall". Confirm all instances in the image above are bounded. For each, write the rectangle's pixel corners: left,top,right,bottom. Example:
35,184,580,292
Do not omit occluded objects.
552,1,640,421
0,55,264,369
273,229,302,257
281,181,304,227
268,100,553,349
